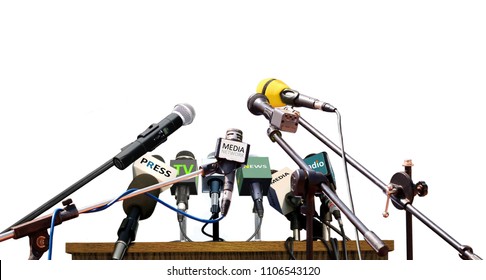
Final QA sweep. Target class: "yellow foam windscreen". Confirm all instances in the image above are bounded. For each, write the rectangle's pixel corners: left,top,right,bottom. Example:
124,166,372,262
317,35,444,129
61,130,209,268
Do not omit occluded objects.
256,78,289,107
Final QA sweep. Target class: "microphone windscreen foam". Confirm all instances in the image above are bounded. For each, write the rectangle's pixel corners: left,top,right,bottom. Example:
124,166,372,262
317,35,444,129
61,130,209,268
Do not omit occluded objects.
122,174,160,220
256,78,289,107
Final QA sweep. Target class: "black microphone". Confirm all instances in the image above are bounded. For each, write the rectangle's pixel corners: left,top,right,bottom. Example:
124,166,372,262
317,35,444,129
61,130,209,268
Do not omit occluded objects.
113,103,196,170
236,156,272,218
247,94,300,133
256,78,336,112
170,150,198,222
267,168,323,240
112,173,160,260
304,152,343,242
267,168,303,239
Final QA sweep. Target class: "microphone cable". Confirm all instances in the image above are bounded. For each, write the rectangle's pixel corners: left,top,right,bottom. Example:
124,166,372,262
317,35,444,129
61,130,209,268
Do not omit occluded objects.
330,237,340,260
46,188,139,260
48,180,225,259
321,219,351,241
315,237,337,260
339,221,348,260
146,193,224,224
87,188,138,213
284,237,296,260
334,109,362,259
285,236,338,260
46,208,63,260
201,213,225,241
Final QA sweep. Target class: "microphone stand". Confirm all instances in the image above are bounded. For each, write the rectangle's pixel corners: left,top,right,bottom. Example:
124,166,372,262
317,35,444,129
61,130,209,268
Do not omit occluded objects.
266,126,389,260
1,159,114,234
299,116,482,260
208,178,222,241
1,199,80,260
1,111,193,234
0,168,203,259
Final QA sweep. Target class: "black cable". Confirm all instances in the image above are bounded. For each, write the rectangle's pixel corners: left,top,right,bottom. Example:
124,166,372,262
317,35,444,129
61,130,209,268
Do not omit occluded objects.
313,217,351,241
285,237,296,260
330,237,340,260
317,237,336,260
201,221,212,239
201,214,225,241
340,224,348,260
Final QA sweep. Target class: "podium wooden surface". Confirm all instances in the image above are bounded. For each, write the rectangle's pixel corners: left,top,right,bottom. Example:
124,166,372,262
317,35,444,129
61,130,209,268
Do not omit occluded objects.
66,240,393,260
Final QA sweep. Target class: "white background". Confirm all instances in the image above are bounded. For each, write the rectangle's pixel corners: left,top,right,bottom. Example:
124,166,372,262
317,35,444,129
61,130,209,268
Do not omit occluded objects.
1,0,485,278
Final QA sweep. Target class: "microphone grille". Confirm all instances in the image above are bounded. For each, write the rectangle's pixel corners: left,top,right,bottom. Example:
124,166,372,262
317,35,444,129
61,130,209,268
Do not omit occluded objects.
225,128,243,142
176,150,195,160
173,103,196,125
152,155,165,163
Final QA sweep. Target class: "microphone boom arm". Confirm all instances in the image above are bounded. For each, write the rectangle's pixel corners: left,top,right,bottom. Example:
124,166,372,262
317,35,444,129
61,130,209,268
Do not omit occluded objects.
299,116,482,260
266,126,389,258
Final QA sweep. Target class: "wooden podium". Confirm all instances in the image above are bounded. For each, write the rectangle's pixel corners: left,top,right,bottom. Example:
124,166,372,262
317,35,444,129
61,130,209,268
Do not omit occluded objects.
66,240,393,260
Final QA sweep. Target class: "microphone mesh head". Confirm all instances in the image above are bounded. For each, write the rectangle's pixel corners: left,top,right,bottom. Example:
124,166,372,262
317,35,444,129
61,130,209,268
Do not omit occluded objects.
225,128,243,142
176,150,195,160
173,103,196,125
152,154,165,163
256,78,288,107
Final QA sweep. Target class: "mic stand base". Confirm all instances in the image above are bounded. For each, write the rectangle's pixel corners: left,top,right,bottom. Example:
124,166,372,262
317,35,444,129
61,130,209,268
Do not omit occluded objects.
12,199,79,260
28,230,49,260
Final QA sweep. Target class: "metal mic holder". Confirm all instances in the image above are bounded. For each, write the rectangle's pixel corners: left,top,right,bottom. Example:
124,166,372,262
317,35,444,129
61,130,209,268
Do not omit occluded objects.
266,126,389,260
299,116,482,260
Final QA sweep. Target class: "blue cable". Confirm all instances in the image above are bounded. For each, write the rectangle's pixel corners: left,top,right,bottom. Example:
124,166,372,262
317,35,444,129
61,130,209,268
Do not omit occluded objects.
145,193,224,224
88,188,138,213
86,188,223,224
46,189,222,260
48,208,62,260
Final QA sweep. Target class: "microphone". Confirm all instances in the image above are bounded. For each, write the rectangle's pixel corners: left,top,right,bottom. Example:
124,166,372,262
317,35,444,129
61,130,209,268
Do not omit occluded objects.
267,168,298,216
200,152,225,241
256,78,336,112
267,167,323,240
304,152,336,192
247,94,300,133
113,103,196,170
112,173,160,260
170,151,198,222
267,168,303,240
236,156,272,218
304,152,343,239
132,153,178,193
213,128,250,216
